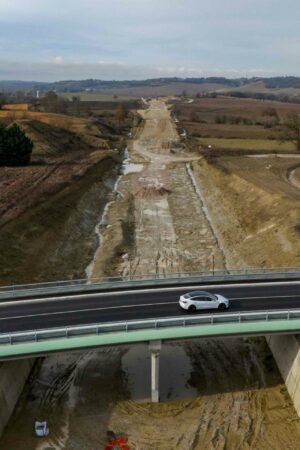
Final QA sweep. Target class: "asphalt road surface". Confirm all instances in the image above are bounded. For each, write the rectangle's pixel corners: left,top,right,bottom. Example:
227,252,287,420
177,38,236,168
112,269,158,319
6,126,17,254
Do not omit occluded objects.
0,281,299,334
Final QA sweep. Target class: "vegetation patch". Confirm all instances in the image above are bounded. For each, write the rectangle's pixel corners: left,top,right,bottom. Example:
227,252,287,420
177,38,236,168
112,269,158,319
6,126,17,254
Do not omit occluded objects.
198,137,294,152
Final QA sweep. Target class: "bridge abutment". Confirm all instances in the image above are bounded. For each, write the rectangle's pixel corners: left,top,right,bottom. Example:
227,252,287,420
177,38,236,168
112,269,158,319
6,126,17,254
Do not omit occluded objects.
149,340,161,402
267,334,300,416
0,359,35,437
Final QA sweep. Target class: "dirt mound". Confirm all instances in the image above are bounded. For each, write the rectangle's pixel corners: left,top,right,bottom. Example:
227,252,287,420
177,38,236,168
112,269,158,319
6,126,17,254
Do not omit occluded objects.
288,165,300,189
0,110,109,151
15,119,88,155
134,184,171,199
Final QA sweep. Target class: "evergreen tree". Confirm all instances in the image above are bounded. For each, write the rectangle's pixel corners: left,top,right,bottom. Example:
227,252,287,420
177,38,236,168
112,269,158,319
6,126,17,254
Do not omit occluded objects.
0,123,33,166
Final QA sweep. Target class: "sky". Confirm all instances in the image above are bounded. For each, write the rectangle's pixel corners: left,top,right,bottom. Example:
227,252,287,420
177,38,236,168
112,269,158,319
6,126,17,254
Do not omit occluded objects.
0,0,300,81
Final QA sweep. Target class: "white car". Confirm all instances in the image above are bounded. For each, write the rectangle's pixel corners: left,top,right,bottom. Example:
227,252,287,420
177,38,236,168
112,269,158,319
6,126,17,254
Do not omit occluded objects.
179,291,229,312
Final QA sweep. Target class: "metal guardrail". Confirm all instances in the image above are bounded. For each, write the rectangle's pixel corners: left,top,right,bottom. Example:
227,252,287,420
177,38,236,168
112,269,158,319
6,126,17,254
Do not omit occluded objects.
0,268,300,300
1,309,300,347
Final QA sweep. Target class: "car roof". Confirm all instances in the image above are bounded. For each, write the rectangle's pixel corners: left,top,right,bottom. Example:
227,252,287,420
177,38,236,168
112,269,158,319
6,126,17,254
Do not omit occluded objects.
187,291,213,297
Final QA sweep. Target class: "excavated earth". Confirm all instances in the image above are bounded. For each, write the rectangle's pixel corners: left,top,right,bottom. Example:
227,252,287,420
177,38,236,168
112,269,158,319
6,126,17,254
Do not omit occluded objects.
2,100,300,449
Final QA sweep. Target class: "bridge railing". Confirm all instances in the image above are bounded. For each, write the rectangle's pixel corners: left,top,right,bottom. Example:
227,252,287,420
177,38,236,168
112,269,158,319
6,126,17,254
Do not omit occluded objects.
1,309,300,347
0,267,300,300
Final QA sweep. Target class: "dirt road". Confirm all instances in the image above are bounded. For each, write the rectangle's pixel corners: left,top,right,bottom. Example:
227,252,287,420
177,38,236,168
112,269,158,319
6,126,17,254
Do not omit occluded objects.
2,99,300,449
89,99,224,279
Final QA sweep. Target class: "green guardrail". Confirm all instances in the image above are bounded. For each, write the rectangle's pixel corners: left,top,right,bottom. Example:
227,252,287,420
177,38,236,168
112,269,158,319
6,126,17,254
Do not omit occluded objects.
1,309,300,359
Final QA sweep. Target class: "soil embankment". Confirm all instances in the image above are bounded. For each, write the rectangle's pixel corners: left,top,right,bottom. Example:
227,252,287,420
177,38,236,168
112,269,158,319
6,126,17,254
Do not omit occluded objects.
0,112,121,284
2,100,300,449
192,156,300,268
288,165,300,190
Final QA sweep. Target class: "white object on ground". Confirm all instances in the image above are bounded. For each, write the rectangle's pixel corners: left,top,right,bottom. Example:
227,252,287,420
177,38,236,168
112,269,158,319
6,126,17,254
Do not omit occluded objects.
35,421,49,437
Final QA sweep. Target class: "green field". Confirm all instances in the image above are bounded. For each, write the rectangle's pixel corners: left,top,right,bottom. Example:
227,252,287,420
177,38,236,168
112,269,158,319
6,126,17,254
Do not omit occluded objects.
198,137,295,152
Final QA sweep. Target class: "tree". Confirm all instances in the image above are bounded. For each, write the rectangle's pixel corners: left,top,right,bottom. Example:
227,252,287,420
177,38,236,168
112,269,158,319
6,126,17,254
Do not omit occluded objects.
189,110,198,122
115,104,127,125
42,91,68,114
0,94,6,110
182,90,188,99
281,113,300,151
0,124,33,166
262,107,279,119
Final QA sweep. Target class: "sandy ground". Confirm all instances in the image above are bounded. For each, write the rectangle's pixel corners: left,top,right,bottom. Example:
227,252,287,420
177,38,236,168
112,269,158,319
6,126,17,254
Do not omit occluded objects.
89,99,224,279
2,340,300,450
3,99,300,449
192,155,300,268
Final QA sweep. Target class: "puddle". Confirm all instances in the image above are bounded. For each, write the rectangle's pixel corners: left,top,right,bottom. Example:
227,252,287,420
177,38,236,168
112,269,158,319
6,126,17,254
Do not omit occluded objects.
122,343,197,402
122,162,144,175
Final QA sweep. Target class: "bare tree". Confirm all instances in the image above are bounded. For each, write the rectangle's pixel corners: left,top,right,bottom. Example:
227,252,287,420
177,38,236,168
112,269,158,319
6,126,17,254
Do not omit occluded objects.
115,104,127,125
282,113,300,151
182,90,188,99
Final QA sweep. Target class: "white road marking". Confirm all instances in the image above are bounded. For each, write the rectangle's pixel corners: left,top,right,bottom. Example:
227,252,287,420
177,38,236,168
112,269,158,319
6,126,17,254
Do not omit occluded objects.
0,280,300,307
1,294,300,322
0,301,177,321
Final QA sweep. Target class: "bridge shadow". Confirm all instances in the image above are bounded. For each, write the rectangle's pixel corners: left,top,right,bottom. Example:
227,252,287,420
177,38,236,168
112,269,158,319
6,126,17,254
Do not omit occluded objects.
121,336,281,403
184,336,282,396
0,348,131,450
0,337,285,449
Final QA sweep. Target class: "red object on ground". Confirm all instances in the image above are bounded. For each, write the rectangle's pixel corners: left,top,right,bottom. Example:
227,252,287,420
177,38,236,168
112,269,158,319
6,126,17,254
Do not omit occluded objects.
104,436,129,450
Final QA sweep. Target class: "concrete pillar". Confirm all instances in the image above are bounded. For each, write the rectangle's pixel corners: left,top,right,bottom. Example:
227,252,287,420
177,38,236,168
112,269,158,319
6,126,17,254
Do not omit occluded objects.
267,334,300,416
149,340,162,402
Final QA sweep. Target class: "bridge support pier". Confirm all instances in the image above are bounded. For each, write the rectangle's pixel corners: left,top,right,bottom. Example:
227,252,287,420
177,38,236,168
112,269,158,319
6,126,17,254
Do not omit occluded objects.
149,340,161,402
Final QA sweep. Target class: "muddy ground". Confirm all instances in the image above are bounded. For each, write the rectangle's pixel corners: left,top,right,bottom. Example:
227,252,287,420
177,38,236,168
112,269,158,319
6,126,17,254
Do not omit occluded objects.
2,99,300,449
0,111,126,285
89,99,225,280
2,339,300,450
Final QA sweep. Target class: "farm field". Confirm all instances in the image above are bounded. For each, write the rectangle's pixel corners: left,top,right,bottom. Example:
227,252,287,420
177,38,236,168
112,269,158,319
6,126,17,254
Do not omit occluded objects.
220,80,300,97
60,91,139,102
198,137,294,152
173,96,300,123
59,82,230,98
173,94,300,268
173,95,300,153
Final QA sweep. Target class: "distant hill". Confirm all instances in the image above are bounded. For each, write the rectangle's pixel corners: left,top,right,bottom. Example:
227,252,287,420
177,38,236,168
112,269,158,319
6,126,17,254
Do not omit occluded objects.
2,76,300,98
0,77,239,93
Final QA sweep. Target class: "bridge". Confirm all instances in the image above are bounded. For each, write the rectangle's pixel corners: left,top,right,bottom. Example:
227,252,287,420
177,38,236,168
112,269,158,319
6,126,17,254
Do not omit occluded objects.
1,269,300,401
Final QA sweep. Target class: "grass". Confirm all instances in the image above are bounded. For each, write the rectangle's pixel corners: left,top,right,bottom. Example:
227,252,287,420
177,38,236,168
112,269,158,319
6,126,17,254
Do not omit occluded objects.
198,138,295,152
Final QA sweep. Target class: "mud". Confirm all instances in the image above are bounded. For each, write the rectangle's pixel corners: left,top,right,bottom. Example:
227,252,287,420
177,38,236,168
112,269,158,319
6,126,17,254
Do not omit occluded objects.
2,340,300,450
2,99,300,449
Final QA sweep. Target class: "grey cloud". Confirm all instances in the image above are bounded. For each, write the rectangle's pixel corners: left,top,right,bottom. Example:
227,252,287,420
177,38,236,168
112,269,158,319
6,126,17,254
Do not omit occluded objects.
0,60,285,82
0,0,300,80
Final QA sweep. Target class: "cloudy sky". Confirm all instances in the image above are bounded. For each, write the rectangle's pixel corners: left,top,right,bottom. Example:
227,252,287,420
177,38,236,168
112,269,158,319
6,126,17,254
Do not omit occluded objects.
0,0,299,81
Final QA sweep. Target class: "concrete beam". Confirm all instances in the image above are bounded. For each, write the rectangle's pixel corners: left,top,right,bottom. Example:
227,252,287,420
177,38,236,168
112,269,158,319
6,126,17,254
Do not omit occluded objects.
149,340,162,402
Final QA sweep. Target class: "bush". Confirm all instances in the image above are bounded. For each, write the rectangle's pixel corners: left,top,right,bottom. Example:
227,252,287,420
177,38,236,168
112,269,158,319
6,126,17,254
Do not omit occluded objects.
0,123,33,166
215,115,227,124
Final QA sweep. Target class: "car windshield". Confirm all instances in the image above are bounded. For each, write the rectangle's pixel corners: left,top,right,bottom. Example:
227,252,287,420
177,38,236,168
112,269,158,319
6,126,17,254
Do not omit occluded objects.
189,291,218,300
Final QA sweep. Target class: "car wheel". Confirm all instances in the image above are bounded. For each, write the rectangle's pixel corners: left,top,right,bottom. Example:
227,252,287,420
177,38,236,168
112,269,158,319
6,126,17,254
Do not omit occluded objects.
188,305,196,313
218,303,226,311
